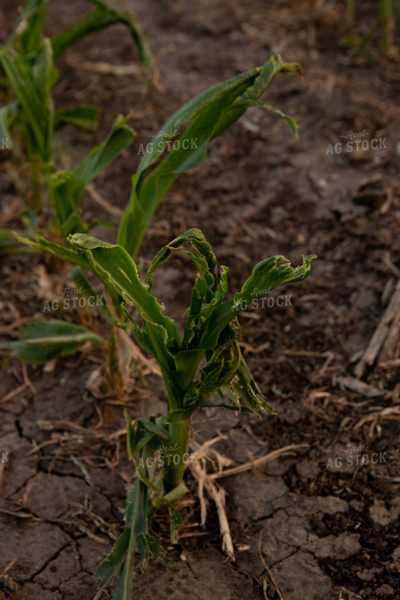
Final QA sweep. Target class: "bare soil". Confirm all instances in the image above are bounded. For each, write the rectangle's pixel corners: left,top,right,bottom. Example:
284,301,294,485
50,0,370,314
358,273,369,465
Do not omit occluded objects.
1,1,400,599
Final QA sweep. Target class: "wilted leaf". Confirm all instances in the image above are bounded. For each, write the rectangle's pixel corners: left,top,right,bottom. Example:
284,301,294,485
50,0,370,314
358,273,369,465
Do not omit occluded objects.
0,320,103,364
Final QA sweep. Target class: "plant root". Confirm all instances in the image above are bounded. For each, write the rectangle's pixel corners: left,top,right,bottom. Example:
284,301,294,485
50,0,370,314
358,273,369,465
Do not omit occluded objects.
189,439,309,561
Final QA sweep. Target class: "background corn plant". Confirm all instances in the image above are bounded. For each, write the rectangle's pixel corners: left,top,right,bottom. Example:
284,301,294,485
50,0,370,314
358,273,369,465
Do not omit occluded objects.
344,0,398,50
0,0,151,230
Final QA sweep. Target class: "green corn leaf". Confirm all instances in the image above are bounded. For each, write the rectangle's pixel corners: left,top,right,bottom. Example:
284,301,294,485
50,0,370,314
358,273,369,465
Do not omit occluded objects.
46,171,85,237
117,185,146,260
134,70,260,173
9,0,49,55
12,232,91,269
165,407,197,424
125,413,171,463
199,254,317,350
48,176,112,238
180,275,209,348
123,301,179,373
209,60,301,142
67,233,180,345
136,418,171,441
0,40,56,163
0,320,103,364
51,0,153,75
47,115,134,237
144,228,217,292
173,348,204,389
134,432,157,455
222,351,274,414
181,265,229,351
123,308,158,359
73,114,136,186
138,533,172,565
259,102,299,138
117,480,148,600
168,330,248,419
54,105,100,131
200,335,241,395
117,56,300,257
94,480,148,599
227,99,299,139
142,229,221,383
144,229,221,358
0,46,44,152
0,228,29,256
125,414,160,457
32,36,57,96
94,527,130,588
71,266,116,325
167,501,183,544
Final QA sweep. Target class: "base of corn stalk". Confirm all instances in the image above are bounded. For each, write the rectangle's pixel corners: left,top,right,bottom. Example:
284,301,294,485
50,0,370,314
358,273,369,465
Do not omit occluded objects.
188,438,309,561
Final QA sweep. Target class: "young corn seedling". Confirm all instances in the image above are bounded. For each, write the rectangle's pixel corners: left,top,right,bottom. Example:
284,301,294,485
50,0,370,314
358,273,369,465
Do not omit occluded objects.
0,35,136,234
343,0,396,51
380,0,394,49
55,228,316,599
345,0,355,32
5,56,302,375
0,0,150,224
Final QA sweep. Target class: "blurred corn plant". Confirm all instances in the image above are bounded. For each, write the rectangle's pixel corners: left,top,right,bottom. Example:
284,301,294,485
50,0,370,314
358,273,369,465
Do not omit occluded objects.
43,229,314,599
0,0,151,227
344,0,397,51
0,320,104,364
2,55,303,380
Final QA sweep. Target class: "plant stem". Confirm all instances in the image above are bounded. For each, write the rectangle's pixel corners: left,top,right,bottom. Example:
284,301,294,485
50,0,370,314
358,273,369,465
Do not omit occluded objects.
380,0,394,49
164,420,189,493
345,0,355,32
30,161,42,210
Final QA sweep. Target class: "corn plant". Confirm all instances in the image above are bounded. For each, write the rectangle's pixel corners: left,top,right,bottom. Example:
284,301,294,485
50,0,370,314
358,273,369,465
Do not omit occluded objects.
0,0,150,224
345,0,355,32
344,0,396,50
0,33,136,233
46,114,135,237
40,229,313,599
1,227,316,598
380,0,394,48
